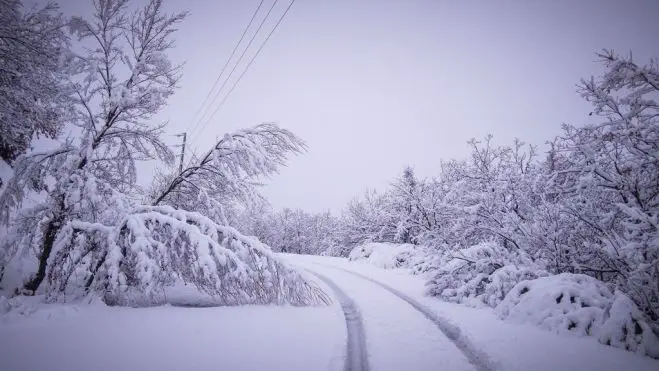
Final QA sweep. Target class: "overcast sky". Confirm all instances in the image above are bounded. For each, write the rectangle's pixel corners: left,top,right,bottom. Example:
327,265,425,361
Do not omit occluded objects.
56,0,659,213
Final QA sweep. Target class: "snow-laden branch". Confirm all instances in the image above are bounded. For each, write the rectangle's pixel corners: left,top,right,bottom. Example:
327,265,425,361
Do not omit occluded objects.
151,123,306,219
48,205,330,307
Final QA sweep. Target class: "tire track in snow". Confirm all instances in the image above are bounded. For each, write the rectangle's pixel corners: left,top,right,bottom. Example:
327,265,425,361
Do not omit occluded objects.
306,270,370,371
313,263,496,371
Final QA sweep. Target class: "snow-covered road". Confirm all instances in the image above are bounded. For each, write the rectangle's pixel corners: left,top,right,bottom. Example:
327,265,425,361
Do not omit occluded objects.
295,260,481,371
306,270,369,371
2,254,659,371
284,254,659,371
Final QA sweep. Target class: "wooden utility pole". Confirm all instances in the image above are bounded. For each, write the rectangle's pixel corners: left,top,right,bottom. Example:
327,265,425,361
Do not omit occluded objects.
175,132,187,173
171,132,187,208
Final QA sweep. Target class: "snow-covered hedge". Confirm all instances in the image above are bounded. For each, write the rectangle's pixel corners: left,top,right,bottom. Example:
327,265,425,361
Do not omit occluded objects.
426,242,547,307
348,242,429,271
48,206,330,307
497,273,659,358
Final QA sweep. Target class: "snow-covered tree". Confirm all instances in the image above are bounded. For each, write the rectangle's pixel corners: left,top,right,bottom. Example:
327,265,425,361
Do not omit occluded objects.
0,0,71,164
234,206,344,256
149,123,305,223
458,136,539,251
1,0,185,294
342,188,397,245
413,159,471,250
390,166,419,243
0,1,325,306
548,50,659,322
47,205,329,306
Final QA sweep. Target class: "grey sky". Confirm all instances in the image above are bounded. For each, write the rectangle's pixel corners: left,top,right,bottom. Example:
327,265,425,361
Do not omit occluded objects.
56,0,659,212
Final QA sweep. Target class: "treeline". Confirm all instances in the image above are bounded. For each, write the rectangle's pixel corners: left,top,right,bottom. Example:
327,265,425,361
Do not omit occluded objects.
239,50,659,325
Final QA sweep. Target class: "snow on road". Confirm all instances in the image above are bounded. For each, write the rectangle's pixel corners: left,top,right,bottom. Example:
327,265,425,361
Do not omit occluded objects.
294,259,477,371
323,264,494,371
306,270,369,371
2,253,659,371
285,254,659,371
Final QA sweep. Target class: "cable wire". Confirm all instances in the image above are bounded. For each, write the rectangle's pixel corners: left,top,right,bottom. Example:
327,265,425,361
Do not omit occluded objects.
185,0,266,136
189,0,297,147
188,0,281,141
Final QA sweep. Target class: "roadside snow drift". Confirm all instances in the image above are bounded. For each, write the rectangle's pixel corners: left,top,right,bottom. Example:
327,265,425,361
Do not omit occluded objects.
497,273,659,358
348,242,429,271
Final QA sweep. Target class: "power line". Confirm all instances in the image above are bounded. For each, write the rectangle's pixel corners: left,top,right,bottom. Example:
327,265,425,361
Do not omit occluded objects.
188,0,281,141
189,0,297,148
185,0,266,136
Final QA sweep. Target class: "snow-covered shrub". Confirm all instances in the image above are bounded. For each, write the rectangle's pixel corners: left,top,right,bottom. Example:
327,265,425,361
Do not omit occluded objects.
497,273,659,358
348,242,428,270
0,295,28,316
319,243,350,257
348,243,377,261
599,292,659,358
426,242,546,307
48,206,330,307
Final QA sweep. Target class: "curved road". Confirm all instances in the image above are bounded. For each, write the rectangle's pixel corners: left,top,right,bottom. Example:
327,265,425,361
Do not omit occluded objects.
295,260,489,371
306,270,370,371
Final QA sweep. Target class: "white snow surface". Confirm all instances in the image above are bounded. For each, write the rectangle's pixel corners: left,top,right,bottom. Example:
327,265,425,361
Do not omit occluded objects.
1,254,658,371
293,257,476,371
284,254,659,371
0,295,345,371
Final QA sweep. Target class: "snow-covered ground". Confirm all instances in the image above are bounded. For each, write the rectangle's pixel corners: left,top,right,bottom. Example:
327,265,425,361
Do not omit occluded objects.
286,254,659,371
0,295,345,371
1,254,658,371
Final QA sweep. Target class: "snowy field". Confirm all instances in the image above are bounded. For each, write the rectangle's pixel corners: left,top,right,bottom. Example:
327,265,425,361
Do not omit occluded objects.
2,254,658,371
0,294,345,371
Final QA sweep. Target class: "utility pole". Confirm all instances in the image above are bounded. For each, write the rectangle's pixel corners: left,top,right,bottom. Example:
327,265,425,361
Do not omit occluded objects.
175,132,187,173
172,132,187,208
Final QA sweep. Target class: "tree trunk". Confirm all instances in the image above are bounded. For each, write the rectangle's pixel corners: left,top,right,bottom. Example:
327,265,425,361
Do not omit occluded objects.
23,214,63,294
84,252,107,291
0,265,5,290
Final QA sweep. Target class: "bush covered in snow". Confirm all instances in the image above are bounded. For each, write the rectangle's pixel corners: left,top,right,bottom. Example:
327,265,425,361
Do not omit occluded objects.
348,242,429,271
426,242,547,307
0,295,29,316
497,273,659,358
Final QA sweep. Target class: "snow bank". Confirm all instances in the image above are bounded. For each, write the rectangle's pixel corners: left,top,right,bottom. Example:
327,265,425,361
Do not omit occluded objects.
0,295,33,318
497,273,659,358
348,242,429,271
426,242,546,307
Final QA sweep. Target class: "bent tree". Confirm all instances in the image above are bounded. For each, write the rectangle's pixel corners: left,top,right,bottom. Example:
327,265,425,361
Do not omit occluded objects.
0,0,187,294
149,123,306,223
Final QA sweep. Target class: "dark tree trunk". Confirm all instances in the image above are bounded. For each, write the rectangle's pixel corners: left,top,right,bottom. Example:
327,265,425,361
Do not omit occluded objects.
23,214,63,294
84,252,107,291
0,265,5,289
